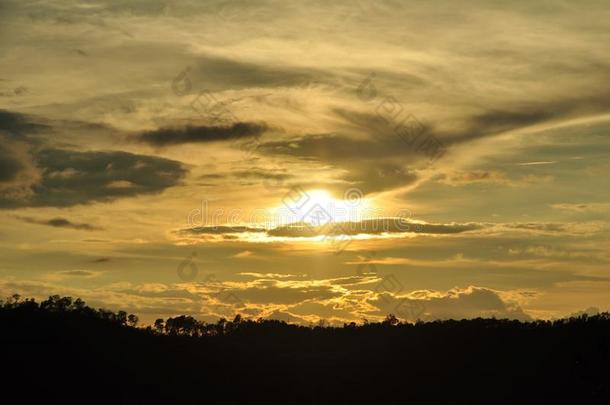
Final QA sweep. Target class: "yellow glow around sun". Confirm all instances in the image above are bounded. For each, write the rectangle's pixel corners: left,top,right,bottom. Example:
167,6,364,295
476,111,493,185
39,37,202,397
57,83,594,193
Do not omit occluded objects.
273,188,375,226
305,189,335,207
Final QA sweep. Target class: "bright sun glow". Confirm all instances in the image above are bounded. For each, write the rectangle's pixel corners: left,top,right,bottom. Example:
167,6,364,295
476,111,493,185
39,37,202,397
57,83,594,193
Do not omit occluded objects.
274,188,374,226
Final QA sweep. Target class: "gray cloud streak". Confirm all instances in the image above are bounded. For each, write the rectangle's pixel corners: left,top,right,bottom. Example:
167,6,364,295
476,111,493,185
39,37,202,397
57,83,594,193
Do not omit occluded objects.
137,122,267,146
18,216,103,231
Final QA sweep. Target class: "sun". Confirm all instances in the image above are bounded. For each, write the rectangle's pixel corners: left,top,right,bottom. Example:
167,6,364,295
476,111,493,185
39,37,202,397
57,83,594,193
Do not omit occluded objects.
275,188,373,226
305,189,335,208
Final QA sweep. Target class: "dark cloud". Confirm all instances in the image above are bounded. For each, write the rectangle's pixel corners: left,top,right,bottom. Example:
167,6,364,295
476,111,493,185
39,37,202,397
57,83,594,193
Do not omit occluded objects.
256,108,443,193
17,0,273,20
179,226,266,235
137,122,267,147
446,91,610,145
437,170,508,186
176,220,598,241
261,133,395,162
18,216,103,231
0,109,48,136
342,164,418,194
260,134,424,194
196,169,293,188
470,110,554,134
267,219,483,238
0,143,23,182
57,270,97,277
258,89,610,194
275,93,610,164
198,173,226,180
176,219,483,240
190,54,320,91
506,223,572,233
0,110,186,208
172,49,421,98
0,148,187,208
0,133,39,197
231,169,292,182
259,108,441,165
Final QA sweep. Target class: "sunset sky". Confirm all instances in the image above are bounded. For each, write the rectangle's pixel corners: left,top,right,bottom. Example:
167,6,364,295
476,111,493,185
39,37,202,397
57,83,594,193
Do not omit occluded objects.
1,0,610,324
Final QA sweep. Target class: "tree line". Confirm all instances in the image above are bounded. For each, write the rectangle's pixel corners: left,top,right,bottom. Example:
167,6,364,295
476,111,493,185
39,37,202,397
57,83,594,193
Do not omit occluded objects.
3,293,610,404
3,293,610,336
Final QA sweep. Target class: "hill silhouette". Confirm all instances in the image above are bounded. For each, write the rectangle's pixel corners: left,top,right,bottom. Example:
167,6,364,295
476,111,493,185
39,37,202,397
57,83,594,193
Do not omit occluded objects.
2,294,609,404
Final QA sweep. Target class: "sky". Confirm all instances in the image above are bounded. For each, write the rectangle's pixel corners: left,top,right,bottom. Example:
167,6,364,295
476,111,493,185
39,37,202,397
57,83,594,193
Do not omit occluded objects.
1,0,610,325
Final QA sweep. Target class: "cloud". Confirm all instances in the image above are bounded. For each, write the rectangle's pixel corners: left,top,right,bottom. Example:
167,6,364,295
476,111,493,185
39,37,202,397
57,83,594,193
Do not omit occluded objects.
437,170,553,187
0,109,48,136
250,106,442,194
500,222,603,236
137,122,267,147
174,219,482,241
368,286,532,322
188,54,323,91
265,309,309,324
57,270,99,278
173,219,606,245
516,161,557,166
551,203,610,213
470,109,555,134
0,134,41,199
0,276,548,325
260,130,422,164
437,170,509,186
256,89,610,194
444,91,610,145
233,250,253,258
195,168,293,187
18,216,103,231
569,307,600,318
0,142,25,183
267,219,482,237
41,270,105,281
341,164,419,194
219,284,340,305
179,226,266,235
255,110,436,194
0,148,187,208
231,169,292,182
238,272,297,279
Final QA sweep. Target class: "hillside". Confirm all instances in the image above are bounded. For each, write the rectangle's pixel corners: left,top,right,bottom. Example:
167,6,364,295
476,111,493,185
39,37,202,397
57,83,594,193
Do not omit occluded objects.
2,294,609,404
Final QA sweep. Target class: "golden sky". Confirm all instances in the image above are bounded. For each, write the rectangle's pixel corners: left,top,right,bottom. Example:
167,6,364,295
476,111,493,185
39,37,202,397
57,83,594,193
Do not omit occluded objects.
1,0,610,324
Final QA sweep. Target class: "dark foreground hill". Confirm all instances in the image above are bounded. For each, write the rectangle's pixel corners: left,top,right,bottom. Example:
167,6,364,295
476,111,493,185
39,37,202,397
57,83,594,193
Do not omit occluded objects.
2,295,609,404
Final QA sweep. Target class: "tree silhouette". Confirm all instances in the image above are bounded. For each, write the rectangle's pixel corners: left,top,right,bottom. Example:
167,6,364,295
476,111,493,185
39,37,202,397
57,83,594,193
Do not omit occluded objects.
127,314,139,327
2,293,610,404
154,318,164,334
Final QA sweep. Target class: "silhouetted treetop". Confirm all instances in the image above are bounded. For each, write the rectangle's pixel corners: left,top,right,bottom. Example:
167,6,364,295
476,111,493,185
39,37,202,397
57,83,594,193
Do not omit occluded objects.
3,294,610,404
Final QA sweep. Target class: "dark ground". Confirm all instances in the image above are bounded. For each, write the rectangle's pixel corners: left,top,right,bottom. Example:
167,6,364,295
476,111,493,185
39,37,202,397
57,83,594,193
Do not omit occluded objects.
2,295,609,404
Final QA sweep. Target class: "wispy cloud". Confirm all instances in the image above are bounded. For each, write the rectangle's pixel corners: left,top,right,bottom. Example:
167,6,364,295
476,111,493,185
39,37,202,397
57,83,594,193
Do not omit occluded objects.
137,122,267,147
18,216,103,231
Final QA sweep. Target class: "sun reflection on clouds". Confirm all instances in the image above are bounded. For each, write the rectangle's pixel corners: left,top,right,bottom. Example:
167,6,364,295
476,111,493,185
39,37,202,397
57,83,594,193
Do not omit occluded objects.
175,186,419,250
